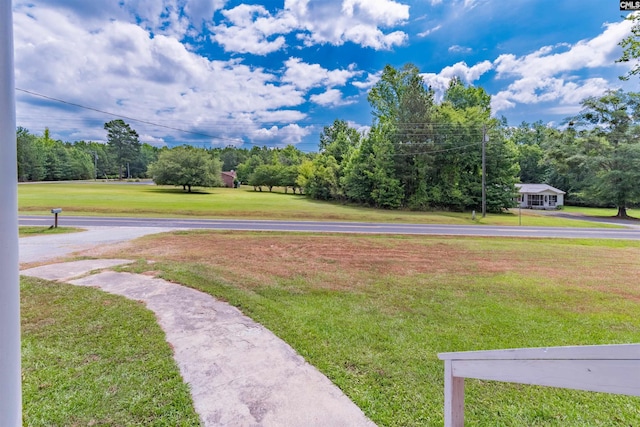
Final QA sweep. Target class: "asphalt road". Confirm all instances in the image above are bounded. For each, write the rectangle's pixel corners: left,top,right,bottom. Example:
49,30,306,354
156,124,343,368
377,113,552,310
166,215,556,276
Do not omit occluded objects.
18,215,640,240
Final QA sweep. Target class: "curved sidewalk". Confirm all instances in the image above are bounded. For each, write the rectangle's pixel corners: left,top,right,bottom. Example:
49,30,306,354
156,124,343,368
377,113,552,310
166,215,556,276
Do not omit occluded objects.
19,232,375,426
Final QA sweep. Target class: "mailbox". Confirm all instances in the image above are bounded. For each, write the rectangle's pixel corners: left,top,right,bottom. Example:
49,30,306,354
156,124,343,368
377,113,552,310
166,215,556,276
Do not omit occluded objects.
51,208,62,228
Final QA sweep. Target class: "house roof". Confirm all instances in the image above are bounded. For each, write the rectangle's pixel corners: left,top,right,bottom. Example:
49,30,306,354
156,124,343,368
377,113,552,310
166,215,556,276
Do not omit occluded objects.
221,170,236,177
515,183,565,195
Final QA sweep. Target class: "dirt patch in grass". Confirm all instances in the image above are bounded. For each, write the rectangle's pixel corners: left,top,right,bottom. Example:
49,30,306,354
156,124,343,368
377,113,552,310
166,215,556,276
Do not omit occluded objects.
94,231,640,298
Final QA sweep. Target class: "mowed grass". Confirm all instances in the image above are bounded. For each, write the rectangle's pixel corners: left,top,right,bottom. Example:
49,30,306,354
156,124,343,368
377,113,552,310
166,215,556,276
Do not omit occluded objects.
101,230,640,426
18,182,630,227
19,226,84,237
21,276,201,426
563,205,640,218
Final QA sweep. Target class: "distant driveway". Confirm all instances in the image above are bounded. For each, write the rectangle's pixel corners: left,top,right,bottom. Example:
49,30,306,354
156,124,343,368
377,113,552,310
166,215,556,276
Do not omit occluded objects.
19,226,177,264
19,215,640,241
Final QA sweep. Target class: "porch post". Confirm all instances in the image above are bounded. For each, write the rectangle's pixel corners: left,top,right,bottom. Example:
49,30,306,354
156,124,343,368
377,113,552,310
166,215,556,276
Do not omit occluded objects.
0,0,22,425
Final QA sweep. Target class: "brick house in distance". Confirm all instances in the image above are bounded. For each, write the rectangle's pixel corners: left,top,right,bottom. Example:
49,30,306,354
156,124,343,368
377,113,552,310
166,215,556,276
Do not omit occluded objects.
221,170,237,188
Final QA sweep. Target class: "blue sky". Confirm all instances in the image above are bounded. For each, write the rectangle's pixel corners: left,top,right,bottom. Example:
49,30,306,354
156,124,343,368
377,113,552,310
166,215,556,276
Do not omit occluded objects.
12,0,639,152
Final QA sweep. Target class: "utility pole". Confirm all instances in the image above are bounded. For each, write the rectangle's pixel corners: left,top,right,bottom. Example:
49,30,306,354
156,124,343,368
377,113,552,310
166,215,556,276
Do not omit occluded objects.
92,151,98,180
0,0,22,425
482,125,487,218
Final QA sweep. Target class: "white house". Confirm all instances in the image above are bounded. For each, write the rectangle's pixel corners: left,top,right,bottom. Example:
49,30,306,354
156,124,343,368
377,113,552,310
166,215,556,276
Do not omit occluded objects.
515,184,565,209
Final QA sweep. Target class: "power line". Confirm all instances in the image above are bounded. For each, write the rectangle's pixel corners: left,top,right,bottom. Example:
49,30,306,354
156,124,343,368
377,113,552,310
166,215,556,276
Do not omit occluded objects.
17,88,264,145
16,88,494,155
392,141,483,156
17,88,491,132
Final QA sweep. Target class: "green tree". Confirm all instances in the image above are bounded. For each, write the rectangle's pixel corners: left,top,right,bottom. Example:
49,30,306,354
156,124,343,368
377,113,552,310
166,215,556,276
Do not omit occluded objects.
217,146,249,171
295,159,315,194
65,144,94,180
302,155,341,200
276,145,305,166
444,76,491,113
319,119,361,164
507,121,550,184
617,13,640,80
343,124,402,208
484,125,520,212
104,120,141,179
279,165,301,194
569,89,640,217
16,127,46,181
249,164,282,192
148,146,222,192
428,103,484,211
368,64,436,205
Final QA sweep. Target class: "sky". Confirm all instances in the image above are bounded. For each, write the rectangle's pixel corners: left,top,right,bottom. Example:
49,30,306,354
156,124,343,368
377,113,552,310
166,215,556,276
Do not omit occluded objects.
12,0,640,152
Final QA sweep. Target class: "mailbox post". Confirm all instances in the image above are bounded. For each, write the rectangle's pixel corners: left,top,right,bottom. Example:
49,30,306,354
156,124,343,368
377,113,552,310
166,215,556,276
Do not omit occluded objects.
51,208,62,228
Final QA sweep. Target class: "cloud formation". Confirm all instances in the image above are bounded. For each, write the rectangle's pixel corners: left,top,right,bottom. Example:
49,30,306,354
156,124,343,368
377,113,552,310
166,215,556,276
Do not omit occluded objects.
10,0,635,149
491,19,634,114
209,0,410,54
14,4,313,145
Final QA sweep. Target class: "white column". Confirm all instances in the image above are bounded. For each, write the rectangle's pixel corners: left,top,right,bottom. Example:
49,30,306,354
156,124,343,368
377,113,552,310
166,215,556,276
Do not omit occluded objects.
0,0,22,425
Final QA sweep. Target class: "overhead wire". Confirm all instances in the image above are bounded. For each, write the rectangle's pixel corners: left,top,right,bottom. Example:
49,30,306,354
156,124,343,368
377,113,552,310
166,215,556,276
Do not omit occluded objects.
17,88,264,146
16,88,493,155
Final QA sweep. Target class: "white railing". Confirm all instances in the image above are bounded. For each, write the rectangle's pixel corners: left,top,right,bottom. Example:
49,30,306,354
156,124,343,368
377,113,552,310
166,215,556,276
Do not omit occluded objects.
438,344,640,427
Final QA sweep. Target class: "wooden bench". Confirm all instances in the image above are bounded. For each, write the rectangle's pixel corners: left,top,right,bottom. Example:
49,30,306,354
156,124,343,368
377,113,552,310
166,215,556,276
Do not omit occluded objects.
438,344,640,427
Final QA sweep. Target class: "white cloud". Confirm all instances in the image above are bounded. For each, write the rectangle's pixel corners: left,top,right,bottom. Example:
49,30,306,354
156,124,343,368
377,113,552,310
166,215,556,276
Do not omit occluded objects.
282,58,360,90
440,60,493,81
420,60,493,101
138,133,168,147
490,77,610,114
210,4,297,55
448,45,472,54
494,20,634,79
13,5,308,146
417,24,441,38
184,0,228,26
310,89,355,107
490,18,634,116
346,120,371,136
341,0,410,27
250,124,313,146
209,0,411,53
288,0,409,50
420,73,451,102
352,71,382,89
463,0,482,10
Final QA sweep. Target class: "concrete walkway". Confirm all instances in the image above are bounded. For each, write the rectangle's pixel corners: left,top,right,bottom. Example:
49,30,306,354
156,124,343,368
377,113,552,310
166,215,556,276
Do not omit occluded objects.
21,258,375,426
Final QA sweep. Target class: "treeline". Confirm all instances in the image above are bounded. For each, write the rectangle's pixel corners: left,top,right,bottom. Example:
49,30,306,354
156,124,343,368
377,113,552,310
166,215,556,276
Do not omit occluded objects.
230,66,640,216
230,65,518,212
16,64,640,216
509,89,640,217
17,120,159,181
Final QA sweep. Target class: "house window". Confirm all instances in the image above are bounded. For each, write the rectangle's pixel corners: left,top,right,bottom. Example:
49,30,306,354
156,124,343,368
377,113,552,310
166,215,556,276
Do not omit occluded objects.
549,195,557,206
528,194,543,206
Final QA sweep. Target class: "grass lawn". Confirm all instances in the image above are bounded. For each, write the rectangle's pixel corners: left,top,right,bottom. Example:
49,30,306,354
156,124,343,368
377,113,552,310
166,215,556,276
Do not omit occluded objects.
98,230,640,426
562,205,640,218
21,276,201,426
19,226,84,237
18,182,628,228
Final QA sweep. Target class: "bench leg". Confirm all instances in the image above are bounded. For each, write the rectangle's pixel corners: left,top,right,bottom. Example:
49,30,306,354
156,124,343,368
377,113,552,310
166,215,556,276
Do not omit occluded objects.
444,360,464,427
